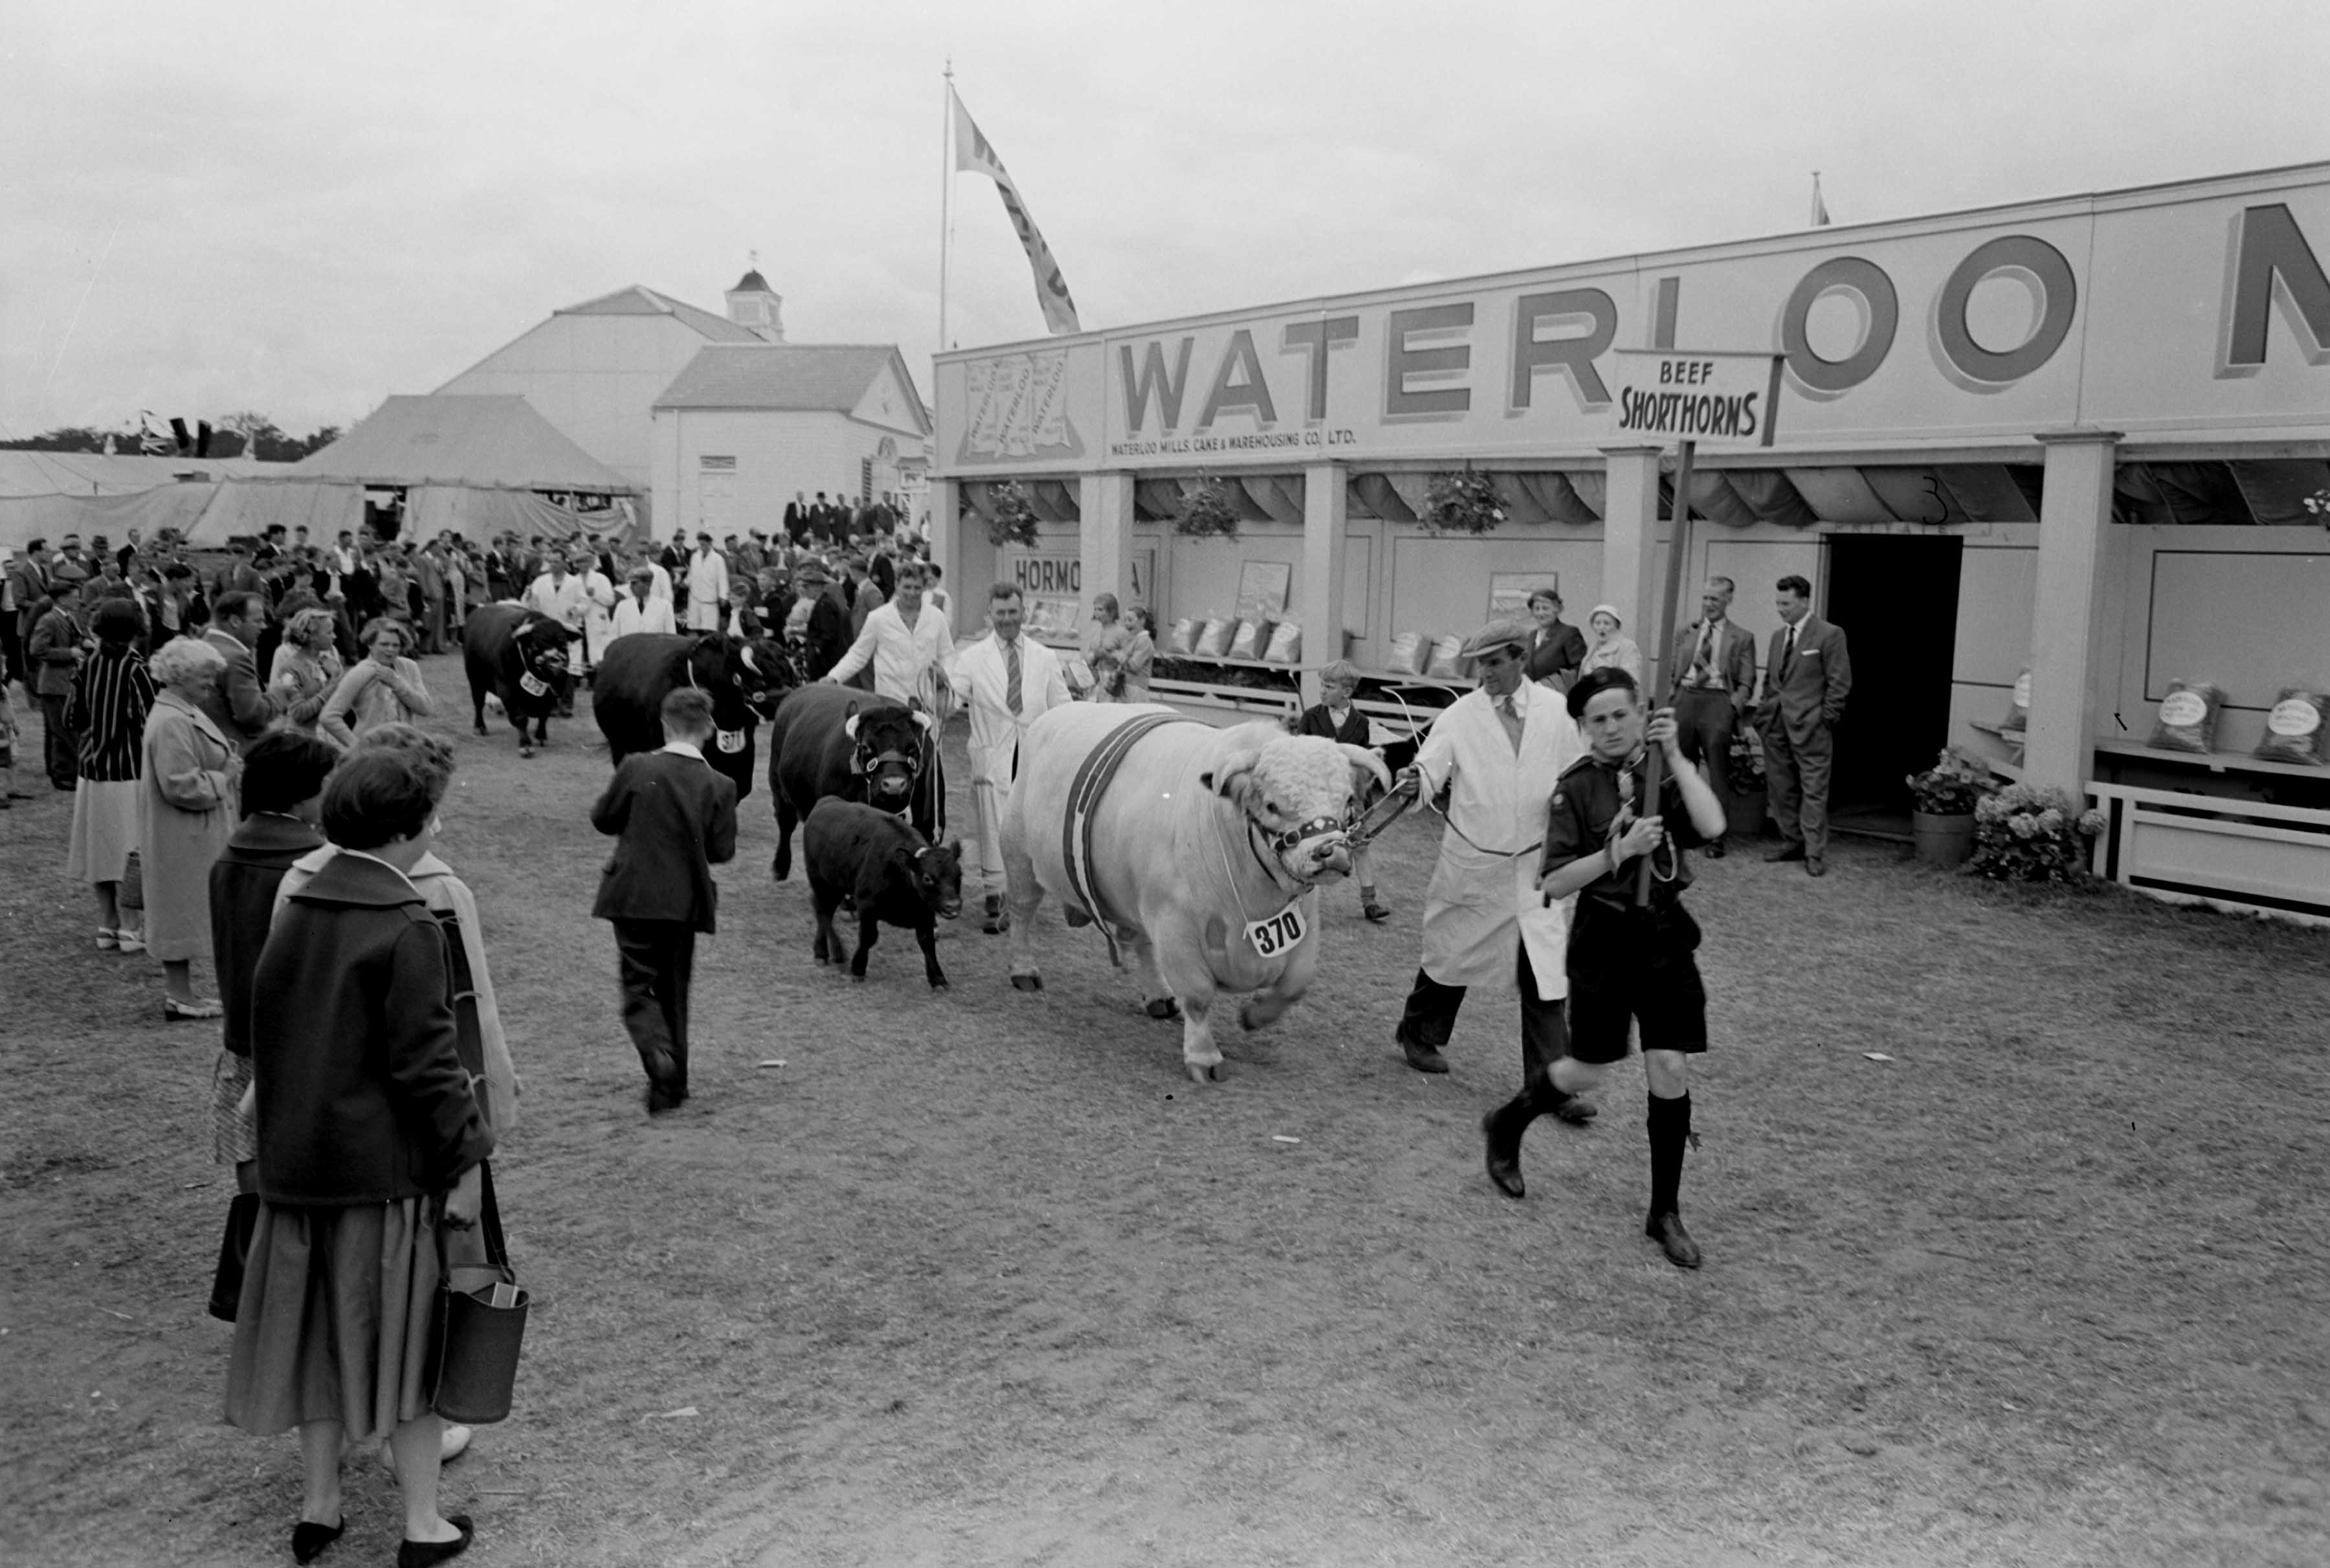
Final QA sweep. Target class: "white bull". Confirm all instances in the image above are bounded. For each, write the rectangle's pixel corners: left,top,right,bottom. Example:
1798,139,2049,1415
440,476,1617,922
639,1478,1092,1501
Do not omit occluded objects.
1002,705,1389,1082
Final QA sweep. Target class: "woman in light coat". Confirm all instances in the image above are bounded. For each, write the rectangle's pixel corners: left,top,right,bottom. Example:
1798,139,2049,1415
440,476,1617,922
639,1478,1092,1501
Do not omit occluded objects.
1579,604,1644,683
140,636,240,1017
268,608,345,747
318,619,432,747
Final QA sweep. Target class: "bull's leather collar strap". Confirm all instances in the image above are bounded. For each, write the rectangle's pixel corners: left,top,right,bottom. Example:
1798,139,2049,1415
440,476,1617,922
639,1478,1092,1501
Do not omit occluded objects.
1060,712,1190,967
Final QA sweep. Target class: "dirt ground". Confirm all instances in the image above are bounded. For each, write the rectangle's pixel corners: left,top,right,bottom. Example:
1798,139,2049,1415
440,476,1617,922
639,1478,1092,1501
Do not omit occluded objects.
3,657,2327,1568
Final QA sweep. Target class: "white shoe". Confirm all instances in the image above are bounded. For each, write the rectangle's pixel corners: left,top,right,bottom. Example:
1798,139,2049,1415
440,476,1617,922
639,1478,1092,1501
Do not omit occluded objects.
114,929,145,954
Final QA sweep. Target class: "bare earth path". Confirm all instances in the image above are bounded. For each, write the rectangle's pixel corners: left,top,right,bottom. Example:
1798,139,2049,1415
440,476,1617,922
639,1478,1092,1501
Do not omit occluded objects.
3,657,2326,1567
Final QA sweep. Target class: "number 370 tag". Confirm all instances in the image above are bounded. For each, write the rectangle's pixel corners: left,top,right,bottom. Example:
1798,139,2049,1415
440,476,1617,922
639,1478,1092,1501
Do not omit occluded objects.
1245,901,1308,958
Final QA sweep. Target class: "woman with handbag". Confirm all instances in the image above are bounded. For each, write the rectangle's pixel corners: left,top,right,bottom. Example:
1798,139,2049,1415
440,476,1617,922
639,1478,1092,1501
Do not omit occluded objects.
65,599,156,953
226,747,495,1567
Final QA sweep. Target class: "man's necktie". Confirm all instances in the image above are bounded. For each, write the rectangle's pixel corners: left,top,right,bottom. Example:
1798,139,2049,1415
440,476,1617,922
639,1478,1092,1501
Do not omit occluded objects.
1006,640,1023,714
1496,692,1523,753
1781,623,1800,683
1692,622,1715,685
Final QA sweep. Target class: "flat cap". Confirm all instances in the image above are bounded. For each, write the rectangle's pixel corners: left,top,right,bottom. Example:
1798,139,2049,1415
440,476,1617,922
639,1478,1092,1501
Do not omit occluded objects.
1458,617,1531,659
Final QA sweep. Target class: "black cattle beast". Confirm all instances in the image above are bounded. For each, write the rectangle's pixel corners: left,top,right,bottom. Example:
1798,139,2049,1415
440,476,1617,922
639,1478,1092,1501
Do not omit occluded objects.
464,604,573,758
766,682,938,881
593,631,797,801
802,799,964,988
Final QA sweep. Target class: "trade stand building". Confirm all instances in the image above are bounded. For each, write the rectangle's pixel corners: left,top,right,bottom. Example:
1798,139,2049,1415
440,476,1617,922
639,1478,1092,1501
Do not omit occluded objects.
931,161,2330,922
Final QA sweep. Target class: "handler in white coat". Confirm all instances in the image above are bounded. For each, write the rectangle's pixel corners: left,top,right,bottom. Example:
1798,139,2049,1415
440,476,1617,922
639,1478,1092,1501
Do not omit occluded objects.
683,533,729,632
573,550,618,673
948,582,1070,933
610,566,677,637
1390,618,1593,1113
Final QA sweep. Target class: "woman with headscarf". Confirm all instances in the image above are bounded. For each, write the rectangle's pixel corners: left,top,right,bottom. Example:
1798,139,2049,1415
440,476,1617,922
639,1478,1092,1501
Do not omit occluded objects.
269,607,346,747
66,599,157,953
140,637,240,1017
1578,603,1643,682
225,747,494,1567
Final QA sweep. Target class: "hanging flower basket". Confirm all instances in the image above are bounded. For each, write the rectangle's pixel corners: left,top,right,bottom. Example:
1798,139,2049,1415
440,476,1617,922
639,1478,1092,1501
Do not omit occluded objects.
1173,476,1241,540
1423,466,1505,536
984,481,1041,549
2304,486,2330,531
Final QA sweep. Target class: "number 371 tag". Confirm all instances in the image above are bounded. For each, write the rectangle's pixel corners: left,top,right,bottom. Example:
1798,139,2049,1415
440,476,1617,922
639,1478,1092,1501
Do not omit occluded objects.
1245,900,1308,958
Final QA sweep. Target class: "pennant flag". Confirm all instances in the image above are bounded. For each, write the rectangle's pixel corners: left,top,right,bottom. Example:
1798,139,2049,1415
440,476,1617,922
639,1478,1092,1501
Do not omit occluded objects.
1810,173,1831,228
953,93,1082,336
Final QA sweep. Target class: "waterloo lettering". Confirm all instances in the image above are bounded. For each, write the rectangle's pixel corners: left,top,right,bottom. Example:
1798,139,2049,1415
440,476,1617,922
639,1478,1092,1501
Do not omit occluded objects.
949,183,2330,470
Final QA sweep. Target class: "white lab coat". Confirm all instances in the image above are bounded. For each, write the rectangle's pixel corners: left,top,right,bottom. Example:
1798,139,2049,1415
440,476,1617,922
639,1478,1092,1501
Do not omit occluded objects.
949,634,1070,786
828,600,956,704
523,571,586,637
611,593,676,639
577,569,617,664
1410,681,1586,999
684,549,729,631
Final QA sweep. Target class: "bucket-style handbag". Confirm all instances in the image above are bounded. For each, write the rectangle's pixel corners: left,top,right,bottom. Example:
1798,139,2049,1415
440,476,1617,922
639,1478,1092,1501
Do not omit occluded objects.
425,1162,526,1424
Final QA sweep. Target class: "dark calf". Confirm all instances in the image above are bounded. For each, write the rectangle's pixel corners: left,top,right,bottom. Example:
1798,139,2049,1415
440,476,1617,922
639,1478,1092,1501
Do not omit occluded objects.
803,798,963,989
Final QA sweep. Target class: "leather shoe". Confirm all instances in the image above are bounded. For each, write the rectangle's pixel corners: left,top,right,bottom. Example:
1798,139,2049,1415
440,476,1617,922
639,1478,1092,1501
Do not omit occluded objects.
397,1516,474,1568
1481,1107,1526,1198
1645,1210,1703,1269
1703,840,1725,859
1397,1032,1449,1074
1806,856,1827,878
1764,842,1806,863
1546,1089,1598,1125
292,1518,345,1563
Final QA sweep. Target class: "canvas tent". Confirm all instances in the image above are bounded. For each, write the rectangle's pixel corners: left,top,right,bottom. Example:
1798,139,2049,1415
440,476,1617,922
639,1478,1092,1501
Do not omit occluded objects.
0,395,642,552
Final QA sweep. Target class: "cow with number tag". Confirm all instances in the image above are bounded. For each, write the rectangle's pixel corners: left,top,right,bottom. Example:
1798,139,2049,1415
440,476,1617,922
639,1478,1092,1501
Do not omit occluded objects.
463,602,575,759
592,630,797,801
1002,706,1388,1083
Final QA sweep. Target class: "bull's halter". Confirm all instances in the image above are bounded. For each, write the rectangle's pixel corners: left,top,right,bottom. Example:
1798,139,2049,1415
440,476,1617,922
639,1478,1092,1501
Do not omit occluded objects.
1219,801,1348,909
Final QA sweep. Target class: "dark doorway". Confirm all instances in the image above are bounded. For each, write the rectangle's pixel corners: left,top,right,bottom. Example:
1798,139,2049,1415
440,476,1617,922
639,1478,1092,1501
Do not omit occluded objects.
1822,533,1964,836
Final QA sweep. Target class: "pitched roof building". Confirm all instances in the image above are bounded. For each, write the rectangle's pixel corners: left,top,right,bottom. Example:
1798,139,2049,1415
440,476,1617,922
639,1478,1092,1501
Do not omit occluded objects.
649,344,930,542
435,280,781,494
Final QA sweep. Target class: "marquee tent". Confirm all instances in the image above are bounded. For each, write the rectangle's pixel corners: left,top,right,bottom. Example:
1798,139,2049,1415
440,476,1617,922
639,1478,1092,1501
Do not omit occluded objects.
291,394,634,494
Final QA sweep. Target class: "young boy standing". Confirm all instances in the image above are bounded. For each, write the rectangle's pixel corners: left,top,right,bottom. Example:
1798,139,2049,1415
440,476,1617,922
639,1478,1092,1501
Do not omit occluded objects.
1500,667,1727,1268
590,688,738,1114
1294,660,1391,922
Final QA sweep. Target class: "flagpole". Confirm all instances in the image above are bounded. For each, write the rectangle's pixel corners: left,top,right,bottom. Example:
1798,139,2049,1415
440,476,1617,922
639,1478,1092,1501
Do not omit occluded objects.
938,60,954,357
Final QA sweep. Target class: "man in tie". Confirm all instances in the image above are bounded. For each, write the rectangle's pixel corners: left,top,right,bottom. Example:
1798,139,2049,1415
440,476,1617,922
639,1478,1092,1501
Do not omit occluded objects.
948,584,1069,934
1384,619,1593,1119
1668,577,1759,857
1757,574,1853,876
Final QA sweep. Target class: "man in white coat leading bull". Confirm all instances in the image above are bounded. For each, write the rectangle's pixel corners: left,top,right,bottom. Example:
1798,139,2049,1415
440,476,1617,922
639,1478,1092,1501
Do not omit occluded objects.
1388,618,1597,1121
948,582,1069,933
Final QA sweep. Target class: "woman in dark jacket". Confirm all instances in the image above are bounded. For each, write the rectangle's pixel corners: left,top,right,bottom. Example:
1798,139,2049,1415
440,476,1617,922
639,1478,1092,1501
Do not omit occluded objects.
225,748,494,1566
1522,586,1586,687
206,732,337,1187
65,599,156,950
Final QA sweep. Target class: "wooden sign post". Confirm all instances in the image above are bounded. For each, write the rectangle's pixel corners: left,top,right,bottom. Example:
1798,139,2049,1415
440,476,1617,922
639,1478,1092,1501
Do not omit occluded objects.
1602,349,1784,906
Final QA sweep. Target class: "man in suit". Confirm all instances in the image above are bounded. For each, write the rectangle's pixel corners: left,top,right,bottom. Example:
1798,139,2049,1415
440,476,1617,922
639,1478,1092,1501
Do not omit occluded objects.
784,491,810,545
591,687,738,1113
1757,573,1852,876
1669,576,1759,857
5,539,50,687
801,560,854,679
202,591,283,753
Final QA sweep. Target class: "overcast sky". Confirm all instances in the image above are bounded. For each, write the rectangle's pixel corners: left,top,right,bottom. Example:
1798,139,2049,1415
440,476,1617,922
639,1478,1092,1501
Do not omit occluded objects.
3,0,2322,441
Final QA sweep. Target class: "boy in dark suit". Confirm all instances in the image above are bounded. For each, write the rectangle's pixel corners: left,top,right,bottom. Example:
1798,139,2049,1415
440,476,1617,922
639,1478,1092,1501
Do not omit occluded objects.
590,687,739,1112
1293,659,1392,922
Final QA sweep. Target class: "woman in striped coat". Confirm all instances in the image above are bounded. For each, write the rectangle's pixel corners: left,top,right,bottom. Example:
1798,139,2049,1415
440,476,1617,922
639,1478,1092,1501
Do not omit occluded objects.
65,599,157,951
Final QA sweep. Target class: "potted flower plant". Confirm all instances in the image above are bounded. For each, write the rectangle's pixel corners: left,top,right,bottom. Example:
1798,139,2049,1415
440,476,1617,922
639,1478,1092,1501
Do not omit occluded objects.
1905,745,1992,867
1969,783,2107,883
1422,465,1505,536
984,481,1040,549
1725,725,1768,839
1173,476,1240,540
